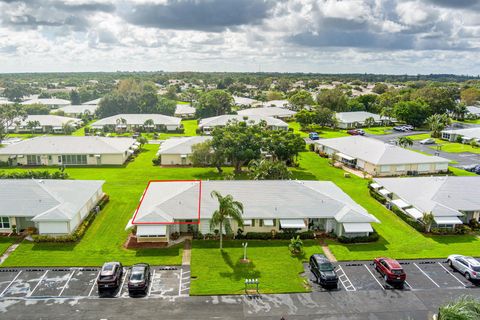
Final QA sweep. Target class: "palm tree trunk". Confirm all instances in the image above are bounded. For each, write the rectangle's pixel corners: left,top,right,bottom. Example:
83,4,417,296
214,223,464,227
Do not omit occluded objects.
219,221,223,250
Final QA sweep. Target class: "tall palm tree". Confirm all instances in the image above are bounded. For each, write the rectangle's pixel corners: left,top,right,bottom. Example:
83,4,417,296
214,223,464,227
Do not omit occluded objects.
143,119,154,132
62,120,75,135
210,191,244,250
26,120,41,134
116,117,127,133
364,116,376,128
422,211,435,233
426,114,451,138
397,136,413,148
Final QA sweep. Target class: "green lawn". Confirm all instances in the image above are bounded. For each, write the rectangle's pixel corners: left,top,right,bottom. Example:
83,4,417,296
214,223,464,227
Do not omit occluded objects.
363,126,393,135
288,121,348,139
190,240,320,295
0,144,237,267
408,133,480,155
0,237,17,256
292,153,480,261
102,119,198,140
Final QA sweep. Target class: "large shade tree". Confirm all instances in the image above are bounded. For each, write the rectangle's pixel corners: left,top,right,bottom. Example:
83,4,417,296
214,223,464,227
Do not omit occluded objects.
195,90,233,118
210,191,244,250
0,104,27,142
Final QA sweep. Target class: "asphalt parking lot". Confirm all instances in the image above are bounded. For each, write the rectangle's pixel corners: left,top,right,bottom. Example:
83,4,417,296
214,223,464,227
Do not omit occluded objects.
0,265,190,299
304,258,479,293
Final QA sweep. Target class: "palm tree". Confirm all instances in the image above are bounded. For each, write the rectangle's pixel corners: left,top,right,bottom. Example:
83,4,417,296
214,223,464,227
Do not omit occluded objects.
143,119,154,132
62,120,75,135
426,114,451,138
422,211,435,233
397,136,413,148
26,120,41,134
438,295,480,319
210,191,244,250
115,117,127,133
364,116,376,128
452,103,468,121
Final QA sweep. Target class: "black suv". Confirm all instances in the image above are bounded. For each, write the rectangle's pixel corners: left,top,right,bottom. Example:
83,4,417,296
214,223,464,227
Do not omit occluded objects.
97,262,124,295
128,263,151,296
309,254,338,288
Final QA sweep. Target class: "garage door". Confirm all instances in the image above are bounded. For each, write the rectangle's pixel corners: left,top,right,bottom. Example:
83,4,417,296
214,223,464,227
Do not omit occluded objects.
39,222,69,234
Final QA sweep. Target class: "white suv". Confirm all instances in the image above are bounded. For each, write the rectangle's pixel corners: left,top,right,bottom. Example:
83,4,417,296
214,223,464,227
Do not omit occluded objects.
447,255,480,281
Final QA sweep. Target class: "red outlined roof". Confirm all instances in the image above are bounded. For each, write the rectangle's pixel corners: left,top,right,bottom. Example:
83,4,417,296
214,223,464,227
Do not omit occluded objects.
131,180,201,225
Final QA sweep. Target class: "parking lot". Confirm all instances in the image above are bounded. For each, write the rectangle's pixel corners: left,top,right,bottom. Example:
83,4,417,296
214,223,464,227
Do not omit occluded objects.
0,265,190,299
304,259,479,292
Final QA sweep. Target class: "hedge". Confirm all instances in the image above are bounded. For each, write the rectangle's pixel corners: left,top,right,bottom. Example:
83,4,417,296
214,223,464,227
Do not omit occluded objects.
338,231,379,243
33,194,109,243
0,170,69,179
369,189,386,205
391,205,424,232
236,230,315,240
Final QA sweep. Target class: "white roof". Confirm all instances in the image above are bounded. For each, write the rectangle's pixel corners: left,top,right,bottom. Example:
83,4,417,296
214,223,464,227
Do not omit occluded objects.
280,219,306,229
16,115,81,127
405,207,423,219
335,111,392,124
199,115,288,128
434,216,463,225
56,105,98,114
175,104,196,115
374,176,480,218
369,183,381,189
391,199,410,209
132,180,379,225
442,127,480,140
82,98,102,105
237,107,296,118
233,96,258,106
466,106,480,115
379,189,392,196
91,114,181,127
316,136,449,165
343,223,374,233
0,179,104,221
136,225,167,236
21,98,70,106
0,136,136,155
158,136,212,155
262,100,290,108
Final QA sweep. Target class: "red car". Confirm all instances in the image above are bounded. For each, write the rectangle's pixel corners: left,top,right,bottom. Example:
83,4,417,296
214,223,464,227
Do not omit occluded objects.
347,129,365,136
373,257,406,286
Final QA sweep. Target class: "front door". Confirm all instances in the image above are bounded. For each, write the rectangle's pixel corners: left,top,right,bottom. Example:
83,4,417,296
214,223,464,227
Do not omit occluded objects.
15,217,36,232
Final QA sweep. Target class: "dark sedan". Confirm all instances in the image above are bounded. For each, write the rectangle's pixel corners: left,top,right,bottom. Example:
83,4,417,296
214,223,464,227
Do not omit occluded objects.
128,263,151,296
309,254,338,288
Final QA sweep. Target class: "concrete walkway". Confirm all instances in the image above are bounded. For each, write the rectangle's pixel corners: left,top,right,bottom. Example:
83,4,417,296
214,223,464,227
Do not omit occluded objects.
0,241,21,265
182,238,192,266
319,240,337,262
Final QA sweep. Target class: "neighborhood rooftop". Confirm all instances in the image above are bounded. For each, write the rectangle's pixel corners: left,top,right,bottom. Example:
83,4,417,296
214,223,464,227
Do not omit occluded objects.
56,104,98,114
174,104,196,115
315,136,449,165
13,115,81,127
21,98,71,106
91,113,181,127
0,136,137,155
157,136,211,155
335,111,391,123
237,106,297,118
133,180,379,224
198,115,288,128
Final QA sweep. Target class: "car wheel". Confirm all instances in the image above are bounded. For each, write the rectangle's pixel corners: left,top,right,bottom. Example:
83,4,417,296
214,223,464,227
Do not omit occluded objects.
384,275,388,282
465,272,471,281
448,260,453,268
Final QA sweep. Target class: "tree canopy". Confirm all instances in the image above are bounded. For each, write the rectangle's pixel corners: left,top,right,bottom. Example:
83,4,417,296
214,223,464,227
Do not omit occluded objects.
195,89,233,118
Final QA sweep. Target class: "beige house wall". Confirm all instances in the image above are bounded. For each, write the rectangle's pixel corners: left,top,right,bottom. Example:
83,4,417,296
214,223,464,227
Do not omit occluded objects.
160,154,192,166
0,153,127,166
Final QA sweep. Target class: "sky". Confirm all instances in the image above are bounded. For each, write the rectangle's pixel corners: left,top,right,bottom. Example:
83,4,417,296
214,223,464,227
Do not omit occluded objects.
0,0,479,74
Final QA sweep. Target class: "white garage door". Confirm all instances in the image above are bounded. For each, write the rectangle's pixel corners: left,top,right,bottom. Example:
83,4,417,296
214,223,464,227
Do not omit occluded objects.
39,222,69,234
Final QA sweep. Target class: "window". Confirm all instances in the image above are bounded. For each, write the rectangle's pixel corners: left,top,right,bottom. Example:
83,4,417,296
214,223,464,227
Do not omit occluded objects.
418,163,430,172
61,154,87,165
380,165,390,173
26,155,40,165
251,219,255,227
0,217,10,229
396,165,405,172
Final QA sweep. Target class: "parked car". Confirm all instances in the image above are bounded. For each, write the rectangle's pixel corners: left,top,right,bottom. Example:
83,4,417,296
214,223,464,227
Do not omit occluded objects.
447,255,480,282
373,257,406,287
347,129,365,136
97,262,124,295
356,129,365,135
309,132,320,140
309,254,338,288
128,263,151,296
393,126,406,132
403,125,414,131
463,164,479,172
420,138,435,145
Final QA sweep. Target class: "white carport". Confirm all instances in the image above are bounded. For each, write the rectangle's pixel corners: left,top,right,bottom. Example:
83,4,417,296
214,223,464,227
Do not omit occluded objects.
343,223,374,233
434,216,463,225
369,183,381,190
405,207,423,219
136,225,167,236
378,188,392,196
280,219,306,229
391,199,410,209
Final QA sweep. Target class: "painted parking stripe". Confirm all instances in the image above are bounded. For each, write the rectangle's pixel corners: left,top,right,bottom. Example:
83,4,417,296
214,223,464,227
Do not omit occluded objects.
58,270,76,297
404,280,413,290
178,268,183,296
88,271,100,297
147,269,156,297
28,270,49,297
414,263,440,288
335,265,356,292
364,264,384,290
116,268,129,298
437,262,467,287
0,270,22,297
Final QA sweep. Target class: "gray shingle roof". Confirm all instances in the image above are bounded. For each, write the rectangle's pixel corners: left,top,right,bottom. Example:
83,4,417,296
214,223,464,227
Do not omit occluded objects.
335,111,389,123
133,180,379,224
237,107,296,118
0,136,136,155
174,104,196,115
158,136,212,155
56,105,98,114
316,136,449,165
21,98,71,106
16,115,81,127
91,114,181,127
198,115,288,128
0,179,104,221
442,127,480,140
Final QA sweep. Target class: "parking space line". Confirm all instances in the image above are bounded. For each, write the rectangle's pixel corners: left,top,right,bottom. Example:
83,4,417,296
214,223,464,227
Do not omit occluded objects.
28,270,49,297
437,262,467,287
335,265,356,292
364,264,384,290
178,268,183,296
88,271,100,297
404,281,413,289
58,270,76,297
0,270,22,297
116,268,129,298
147,269,156,297
414,263,440,288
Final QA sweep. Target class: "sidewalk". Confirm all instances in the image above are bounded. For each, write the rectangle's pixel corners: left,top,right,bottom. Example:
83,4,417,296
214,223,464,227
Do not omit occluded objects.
182,238,192,266
319,240,337,262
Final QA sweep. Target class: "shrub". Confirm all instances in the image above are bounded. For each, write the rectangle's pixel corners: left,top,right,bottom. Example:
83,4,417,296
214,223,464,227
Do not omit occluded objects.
455,224,471,235
170,232,180,240
152,157,161,165
338,231,379,243
369,190,386,205
468,219,480,231
391,205,424,232
288,236,304,255
309,144,315,152
0,170,69,179
238,230,314,240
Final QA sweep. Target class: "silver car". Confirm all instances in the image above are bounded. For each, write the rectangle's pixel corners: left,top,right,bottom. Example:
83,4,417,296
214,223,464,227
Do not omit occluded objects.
447,254,480,281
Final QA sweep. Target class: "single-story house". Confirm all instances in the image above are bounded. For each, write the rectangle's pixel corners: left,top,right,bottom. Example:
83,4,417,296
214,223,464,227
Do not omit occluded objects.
372,176,480,230
233,96,258,107
335,111,394,129
259,100,290,108
466,106,480,118
8,115,82,133
0,136,138,166
55,104,98,117
0,98,14,105
82,98,102,105
129,180,379,243
90,114,182,132
237,106,297,120
21,98,71,109
441,127,480,143
0,179,105,235
174,104,196,119
157,136,212,166
198,115,288,134
315,136,450,177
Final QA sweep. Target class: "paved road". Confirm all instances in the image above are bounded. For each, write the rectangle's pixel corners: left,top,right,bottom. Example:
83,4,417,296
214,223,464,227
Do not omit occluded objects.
369,131,480,168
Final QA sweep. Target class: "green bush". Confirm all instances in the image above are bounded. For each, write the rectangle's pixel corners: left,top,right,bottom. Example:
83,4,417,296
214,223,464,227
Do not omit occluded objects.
455,224,471,235
338,231,379,243
369,190,386,205
237,230,315,240
0,170,69,179
391,205,424,232
468,219,480,231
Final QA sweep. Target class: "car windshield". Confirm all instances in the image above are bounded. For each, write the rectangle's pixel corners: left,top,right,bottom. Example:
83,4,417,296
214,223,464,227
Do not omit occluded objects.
472,266,480,272
319,263,334,271
392,269,404,275
102,264,114,272
130,272,144,281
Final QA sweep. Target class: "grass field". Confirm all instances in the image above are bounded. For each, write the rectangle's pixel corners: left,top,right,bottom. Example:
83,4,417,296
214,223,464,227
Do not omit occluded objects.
363,126,393,135
408,133,480,155
190,240,320,295
0,237,17,256
288,122,349,139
